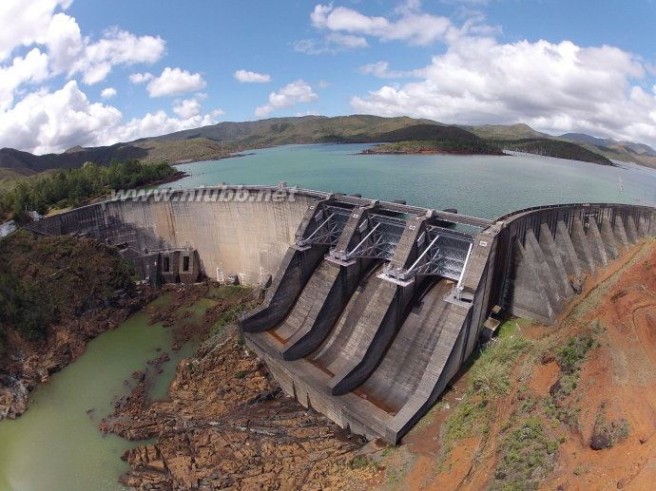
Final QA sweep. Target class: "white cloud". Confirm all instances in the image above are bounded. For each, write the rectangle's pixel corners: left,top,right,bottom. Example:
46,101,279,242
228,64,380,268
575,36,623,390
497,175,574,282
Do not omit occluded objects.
234,69,271,83
359,61,418,79
351,37,656,145
0,0,72,60
130,72,153,84
72,27,165,85
292,39,328,55
309,2,458,46
0,48,50,111
173,98,201,119
0,0,218,154
112,110,218,143
0,81,223,154
147,67,207,97
255,80,318,117
326,33,368,49
0,80,122,154
100,87,117,99
43,12,165,84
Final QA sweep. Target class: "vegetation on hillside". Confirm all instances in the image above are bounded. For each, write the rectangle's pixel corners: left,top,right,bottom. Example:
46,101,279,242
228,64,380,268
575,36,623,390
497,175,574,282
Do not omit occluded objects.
0,160,177,221
0,232,134,354
501,138,614,165
436,319,606,490
363,124,504,155
462,123,549,141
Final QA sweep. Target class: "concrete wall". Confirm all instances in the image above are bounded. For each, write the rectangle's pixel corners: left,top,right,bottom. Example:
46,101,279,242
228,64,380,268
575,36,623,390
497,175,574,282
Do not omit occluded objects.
28,189,656,445
29,186,321,285
495,203,656,323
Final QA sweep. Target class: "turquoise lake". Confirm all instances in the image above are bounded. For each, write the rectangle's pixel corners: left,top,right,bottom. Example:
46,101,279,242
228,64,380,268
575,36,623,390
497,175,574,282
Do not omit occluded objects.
173,144,656,218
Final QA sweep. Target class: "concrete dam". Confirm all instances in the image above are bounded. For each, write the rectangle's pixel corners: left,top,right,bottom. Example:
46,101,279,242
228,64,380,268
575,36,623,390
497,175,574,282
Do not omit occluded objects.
28,185,656,443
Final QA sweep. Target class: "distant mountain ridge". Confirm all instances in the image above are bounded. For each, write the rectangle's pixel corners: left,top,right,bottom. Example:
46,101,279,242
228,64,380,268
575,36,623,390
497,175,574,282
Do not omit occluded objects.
561,132,656,157
1,115,655,174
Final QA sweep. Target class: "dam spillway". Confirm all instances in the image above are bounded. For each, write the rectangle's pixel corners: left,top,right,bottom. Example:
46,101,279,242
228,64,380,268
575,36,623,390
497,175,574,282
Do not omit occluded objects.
27,185,656,443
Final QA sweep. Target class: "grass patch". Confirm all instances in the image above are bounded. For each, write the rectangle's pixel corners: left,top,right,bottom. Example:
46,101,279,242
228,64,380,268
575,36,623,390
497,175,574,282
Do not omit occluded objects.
212,303,250,334
443,399,488,442
440,325,532,462
492,417,559,491
497,318,531,339
349,455,380,471
469,333,531,399
209,285,251,300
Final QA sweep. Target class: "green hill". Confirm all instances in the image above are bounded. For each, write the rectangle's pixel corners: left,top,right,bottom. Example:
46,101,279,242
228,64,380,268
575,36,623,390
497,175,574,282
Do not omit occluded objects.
462,123,549,141
364,124,504,155
501,138,614,166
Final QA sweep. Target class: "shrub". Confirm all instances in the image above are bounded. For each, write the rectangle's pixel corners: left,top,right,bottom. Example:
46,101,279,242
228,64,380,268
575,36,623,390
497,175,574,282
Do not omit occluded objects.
557,334,596,374
590,403,630,450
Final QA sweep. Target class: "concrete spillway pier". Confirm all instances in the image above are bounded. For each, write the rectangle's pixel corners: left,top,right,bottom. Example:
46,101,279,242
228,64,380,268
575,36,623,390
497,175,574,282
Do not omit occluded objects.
27,186,656,443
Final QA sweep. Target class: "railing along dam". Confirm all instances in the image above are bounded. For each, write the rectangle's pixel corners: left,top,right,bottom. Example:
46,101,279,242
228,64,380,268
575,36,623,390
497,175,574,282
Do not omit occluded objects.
27,186,656,443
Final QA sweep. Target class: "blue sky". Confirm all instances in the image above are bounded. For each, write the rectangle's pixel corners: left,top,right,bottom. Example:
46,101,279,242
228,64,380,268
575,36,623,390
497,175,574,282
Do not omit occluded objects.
1,0,656,154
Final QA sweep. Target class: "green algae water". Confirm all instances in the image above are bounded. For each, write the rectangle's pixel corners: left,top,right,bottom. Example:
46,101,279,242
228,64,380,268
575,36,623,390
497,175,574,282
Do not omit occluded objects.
3,144,656,490
0,306,197,491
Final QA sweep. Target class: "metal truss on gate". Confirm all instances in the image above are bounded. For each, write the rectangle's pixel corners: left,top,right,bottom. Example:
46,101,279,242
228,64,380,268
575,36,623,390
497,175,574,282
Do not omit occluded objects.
343,214,405,261
396,228,473,283
297,205,352,247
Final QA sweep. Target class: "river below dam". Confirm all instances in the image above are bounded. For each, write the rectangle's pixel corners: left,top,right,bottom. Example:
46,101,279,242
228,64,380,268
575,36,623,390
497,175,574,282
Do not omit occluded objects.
2,143,656,490
0,296,198,491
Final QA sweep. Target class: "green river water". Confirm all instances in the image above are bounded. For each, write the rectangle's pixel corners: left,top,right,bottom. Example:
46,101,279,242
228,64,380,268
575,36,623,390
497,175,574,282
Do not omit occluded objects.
0,297,198,491
2,143,656,490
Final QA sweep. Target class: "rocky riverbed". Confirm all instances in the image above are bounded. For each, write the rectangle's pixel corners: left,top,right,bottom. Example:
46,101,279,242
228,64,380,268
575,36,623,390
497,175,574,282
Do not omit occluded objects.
102,319,376,489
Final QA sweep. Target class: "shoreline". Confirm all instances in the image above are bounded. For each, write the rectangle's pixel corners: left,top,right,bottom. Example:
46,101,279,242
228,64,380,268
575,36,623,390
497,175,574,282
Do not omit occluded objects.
361,147,507,156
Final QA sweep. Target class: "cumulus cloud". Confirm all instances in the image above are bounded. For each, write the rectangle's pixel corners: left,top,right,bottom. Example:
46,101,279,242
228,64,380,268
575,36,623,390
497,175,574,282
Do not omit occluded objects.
100,87,117,99
351,37,656,145
112,110,219,144
309,2,459,46
173,98,202,119
0,0,72,60
0,48,50,111
72,27,165,85
326,33,369,49
255,80,318,117
0,81,223,154
41,11,165,84
234,69,271,83
147,67,207,97
129,72,154,84
293,34,368,55
0,80,122,154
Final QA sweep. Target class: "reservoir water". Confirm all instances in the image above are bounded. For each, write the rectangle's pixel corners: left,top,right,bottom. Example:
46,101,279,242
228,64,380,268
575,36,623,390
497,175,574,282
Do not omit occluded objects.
2,143,656,490
173,144,656,217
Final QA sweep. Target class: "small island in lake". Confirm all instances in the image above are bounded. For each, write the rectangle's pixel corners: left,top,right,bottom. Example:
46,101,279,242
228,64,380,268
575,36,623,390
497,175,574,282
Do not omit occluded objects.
361,123,505,156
